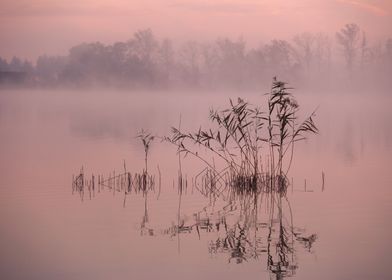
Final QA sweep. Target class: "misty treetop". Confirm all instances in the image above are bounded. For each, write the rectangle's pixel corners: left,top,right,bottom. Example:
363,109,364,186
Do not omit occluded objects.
0,25,391,91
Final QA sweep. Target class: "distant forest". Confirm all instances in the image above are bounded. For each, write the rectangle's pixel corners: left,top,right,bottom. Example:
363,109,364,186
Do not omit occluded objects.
1,23,391,91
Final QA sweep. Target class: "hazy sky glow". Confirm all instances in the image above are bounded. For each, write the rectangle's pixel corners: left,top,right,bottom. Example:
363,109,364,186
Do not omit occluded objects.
1,0,391,60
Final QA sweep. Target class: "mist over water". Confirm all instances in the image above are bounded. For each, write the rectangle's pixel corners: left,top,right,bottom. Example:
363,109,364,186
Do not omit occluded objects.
0,87,391,279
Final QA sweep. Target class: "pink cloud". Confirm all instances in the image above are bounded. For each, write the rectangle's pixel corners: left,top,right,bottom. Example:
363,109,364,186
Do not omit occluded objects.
339,0,389,16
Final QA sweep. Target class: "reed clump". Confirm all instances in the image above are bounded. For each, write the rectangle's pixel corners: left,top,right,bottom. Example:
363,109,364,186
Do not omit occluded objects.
72,129,158,205
167,78,318,195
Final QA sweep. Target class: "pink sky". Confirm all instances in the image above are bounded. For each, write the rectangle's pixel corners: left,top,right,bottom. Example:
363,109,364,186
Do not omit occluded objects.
1,0,391,60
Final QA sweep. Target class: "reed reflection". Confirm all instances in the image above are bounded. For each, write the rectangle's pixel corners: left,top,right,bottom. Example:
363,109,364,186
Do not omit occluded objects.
167,180,316,279
73,167,316,280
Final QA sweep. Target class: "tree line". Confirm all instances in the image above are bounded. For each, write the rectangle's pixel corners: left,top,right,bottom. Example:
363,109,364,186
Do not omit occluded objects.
0,23,391,91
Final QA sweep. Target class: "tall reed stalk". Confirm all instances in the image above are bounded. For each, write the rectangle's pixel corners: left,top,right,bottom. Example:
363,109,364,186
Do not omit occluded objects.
137,129,155,174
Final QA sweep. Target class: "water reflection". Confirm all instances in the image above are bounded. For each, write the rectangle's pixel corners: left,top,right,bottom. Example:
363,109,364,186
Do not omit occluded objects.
72,166,317,279
166,192,315,279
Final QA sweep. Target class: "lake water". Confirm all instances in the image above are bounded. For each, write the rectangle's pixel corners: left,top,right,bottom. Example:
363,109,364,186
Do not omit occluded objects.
0,88,391,280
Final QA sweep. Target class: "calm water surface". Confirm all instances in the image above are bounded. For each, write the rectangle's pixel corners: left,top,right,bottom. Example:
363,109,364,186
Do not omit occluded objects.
0,89,391,280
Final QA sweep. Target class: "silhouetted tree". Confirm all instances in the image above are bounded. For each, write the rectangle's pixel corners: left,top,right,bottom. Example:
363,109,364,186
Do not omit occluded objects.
62,42,110,86
36,55,67,85
0,57,10,71
245,46,267,86
293,33,314,73
179,40,201,86
131,29,158,63
264,40,299,80
158,38,175,86
314,33,332,73
215,37,246,87
200,43,219,87
381,38,392,85
359,31,368,69
127,29,159,85
9,57,23,72
336,23,361,73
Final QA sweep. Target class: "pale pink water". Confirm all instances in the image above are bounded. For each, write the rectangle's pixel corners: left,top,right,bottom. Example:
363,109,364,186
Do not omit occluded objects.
0,89,391,279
